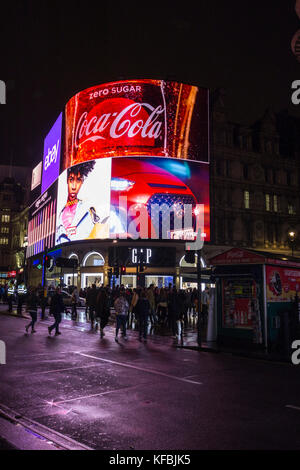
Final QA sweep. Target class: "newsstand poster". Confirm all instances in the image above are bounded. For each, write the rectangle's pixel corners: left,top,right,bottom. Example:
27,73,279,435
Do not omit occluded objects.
266,265,300,302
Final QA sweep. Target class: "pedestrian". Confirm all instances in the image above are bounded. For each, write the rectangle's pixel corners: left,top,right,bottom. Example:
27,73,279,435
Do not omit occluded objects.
201,286,210,325
114,290,129,342
25,286,39,333
129,288,139,327
71,286,79,320
86,284,98,330
146,285,156,325
135,289,150,342
48,287,64,336
96,287,110,338
7,283,15,313
167,287,179,338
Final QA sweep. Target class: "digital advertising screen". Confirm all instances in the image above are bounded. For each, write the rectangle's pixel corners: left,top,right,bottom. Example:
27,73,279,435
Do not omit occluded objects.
56,159,112,244
27,181,58,258
55,156,210,244
63,79,209,170
41,112,63,194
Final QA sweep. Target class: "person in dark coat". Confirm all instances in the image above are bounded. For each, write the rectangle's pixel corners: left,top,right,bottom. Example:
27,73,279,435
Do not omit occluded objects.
25,286,39,333
86,284,98,330
96,287,111,338
48,287,64,336
135,290,150,341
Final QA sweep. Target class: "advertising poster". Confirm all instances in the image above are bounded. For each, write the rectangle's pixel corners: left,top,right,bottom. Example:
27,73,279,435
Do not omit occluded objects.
41,112,63,194
31,161,42,191
266,265,300,302
56,158,112,244
222,279,256,329
27,181,58,257
63,79,209,170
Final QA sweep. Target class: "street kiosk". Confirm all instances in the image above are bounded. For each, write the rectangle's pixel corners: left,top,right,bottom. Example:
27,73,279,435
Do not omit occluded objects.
209,248,300,352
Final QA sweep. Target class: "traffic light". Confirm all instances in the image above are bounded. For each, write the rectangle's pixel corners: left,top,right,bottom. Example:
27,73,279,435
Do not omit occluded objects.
184,250,195,264
44,255,51,268
121,266,126,274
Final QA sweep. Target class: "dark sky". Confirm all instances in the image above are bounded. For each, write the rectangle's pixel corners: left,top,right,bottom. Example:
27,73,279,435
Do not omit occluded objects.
0,0,299,168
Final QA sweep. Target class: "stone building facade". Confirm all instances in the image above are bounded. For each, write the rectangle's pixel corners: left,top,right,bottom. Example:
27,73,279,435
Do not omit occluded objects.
209,89,300,258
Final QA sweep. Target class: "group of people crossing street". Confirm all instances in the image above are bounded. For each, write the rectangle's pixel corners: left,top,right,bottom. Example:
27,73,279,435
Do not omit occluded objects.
1,280,212,343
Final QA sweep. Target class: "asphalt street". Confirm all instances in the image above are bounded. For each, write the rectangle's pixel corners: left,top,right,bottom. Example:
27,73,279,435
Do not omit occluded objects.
0,311,300,450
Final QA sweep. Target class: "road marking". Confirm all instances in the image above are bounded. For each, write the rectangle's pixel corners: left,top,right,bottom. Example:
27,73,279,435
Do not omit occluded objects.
54,384,142,405
286,405,300,411
16,363,106,376
75,352,202,385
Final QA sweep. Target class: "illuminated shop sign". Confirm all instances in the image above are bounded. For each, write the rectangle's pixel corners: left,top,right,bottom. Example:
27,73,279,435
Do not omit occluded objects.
31,161,42,191
63,79,209,170
109,246,176,267
41,113,62,194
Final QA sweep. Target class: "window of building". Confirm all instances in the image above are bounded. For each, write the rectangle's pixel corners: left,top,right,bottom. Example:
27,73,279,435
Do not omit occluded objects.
264,168,269,183
1,227,9,234
287,172,291,186
273,169,277,185
1,215,10,223
273,195,278,213
288,204,296,215
3,195,11,201
244,191,250,209
265,194,270,211
0,238,8,245
243,164,248,180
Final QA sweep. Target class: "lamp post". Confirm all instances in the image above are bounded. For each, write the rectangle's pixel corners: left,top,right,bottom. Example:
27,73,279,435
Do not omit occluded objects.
288,231,296,256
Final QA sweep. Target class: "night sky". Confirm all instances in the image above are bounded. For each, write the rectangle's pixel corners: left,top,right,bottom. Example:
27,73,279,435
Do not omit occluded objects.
0,0,299,168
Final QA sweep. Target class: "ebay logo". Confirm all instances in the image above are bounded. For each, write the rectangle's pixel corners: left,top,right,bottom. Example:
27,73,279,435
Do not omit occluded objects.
44,139,60,171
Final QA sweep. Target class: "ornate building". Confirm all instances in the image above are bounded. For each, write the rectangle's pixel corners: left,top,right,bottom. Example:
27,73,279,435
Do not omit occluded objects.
208,89,300,259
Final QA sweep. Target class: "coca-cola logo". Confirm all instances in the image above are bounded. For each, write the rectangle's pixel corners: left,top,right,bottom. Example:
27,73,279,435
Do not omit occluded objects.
74,98,165,150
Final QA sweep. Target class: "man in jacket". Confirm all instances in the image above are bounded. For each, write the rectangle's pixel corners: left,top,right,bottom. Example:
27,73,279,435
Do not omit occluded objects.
86,284,98,330
114,290,129,342
48,287,64,336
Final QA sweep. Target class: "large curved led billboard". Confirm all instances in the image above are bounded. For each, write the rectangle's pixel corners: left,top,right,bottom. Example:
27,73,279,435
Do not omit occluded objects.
27,79,210,257
63,79,209,170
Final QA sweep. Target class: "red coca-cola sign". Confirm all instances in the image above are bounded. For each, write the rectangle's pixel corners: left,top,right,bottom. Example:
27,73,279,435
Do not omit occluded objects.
63,79,209,170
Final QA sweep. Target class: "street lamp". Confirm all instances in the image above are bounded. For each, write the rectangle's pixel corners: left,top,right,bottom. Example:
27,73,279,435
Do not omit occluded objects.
288,230,296,256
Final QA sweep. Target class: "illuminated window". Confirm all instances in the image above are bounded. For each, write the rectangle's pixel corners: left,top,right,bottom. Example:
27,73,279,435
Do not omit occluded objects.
0,238,8,245
265,194,270,211
1,227,9,234
244,191,250,209
1,215,10,223
273,195,278,213
288,204,296,215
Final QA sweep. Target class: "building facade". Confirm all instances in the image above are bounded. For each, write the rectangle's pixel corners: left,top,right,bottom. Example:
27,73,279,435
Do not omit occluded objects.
22,91,300,288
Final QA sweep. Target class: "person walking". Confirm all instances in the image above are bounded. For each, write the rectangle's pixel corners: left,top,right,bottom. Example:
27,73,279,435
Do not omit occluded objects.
129,288,139,327
25,286,39,333
96,287,111,338
71,287,79,320
48,287,64,336
7,283,15,313
114,290,129,342
86,284,98,330
135,289,150,342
